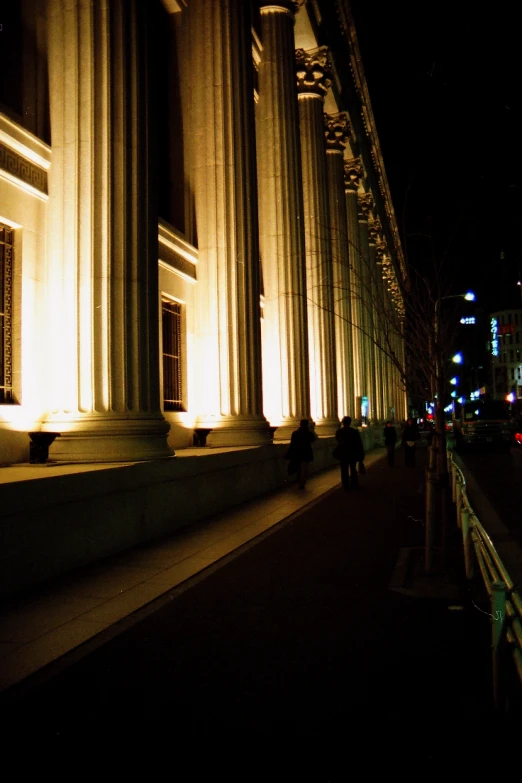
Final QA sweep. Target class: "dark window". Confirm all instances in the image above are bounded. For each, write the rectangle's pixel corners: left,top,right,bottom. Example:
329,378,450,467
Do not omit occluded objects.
0,0,50,143
0,224,14,403
162,298,184,411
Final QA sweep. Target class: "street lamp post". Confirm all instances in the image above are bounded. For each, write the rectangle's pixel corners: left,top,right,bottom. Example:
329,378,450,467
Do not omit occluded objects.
426,291,475,574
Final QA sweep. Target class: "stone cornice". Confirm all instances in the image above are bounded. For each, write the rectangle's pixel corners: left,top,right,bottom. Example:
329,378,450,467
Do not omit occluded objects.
368,216,382,244
343,157,363,191
375,237,387,260
335,0,407,283
357,192,373,220
324,112,351,152
0,112,50,197
295,46,332,98
158,220,198,282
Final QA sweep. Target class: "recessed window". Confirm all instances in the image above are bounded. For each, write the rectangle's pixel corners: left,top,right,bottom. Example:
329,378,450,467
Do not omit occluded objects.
162,297,184,412
0,223,14,404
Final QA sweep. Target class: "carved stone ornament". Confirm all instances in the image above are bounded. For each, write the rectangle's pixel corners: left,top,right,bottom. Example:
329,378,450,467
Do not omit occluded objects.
343,157,363,191
0,143,48,195
368,216,382,244
375,237,387,260
295,47,332,97
324,113,351,152
357,192,373,220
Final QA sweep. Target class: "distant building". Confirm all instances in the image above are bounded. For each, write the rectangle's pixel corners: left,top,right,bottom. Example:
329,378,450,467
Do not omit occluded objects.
489,309,522,401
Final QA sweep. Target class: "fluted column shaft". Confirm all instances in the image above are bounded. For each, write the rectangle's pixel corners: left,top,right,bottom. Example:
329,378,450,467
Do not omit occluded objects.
358,216,373,422
373,248,387,422
325,115,355,419
45,0,171,462
345,188,364,421
367,239,380,421
296,49,338,435
189,0,270,446
383,280,395,420
257,2,311,438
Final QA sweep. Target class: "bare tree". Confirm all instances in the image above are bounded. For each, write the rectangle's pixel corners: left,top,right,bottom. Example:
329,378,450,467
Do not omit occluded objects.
286,223,466,571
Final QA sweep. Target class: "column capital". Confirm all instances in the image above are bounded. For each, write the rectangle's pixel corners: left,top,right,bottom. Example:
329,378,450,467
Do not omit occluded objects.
324,112,351,152
296,46,332,98
357,192,373,220
344,157,363,191
260,1,302,15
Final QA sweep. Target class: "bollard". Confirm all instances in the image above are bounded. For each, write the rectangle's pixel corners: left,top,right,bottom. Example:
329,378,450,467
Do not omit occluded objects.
455,481,462,528
452,470,459,505
447,452,454,493
461,510,473,579
491,580,507,711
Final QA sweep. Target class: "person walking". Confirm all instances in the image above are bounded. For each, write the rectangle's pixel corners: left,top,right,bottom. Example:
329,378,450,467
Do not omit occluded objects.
335,416,365,490
383,421,397,466
402,417,420,467
288,419,316,489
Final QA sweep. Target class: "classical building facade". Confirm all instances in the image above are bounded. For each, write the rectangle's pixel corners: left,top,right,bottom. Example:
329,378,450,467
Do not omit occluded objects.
0,0,407,466
0,0,410,594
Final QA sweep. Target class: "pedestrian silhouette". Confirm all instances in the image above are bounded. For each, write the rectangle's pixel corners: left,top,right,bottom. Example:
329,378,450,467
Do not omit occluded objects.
335,416,365,490
287,419,316,489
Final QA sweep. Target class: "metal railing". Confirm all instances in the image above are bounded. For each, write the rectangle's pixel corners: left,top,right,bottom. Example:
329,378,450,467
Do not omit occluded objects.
447,450,522,710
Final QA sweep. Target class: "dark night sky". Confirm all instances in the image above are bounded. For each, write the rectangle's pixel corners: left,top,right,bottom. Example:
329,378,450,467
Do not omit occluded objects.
349,0,522,315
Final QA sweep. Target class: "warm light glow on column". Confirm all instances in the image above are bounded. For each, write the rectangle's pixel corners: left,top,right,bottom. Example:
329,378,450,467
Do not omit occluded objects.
257,3,311,436
189,0,270,445
296,46,339,435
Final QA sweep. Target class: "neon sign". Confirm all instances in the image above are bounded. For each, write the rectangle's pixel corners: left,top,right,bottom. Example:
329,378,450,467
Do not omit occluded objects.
491,318,498,356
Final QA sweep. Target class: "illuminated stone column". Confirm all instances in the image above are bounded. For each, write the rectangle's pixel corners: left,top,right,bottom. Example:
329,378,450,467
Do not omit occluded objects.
189,0,271,446
344,158,364,422
257,0,311,439
44,0,172,462
380,253,393,419
368,218,384,422
296,48,339,435
357,193,375,424
324,113,355,419
374,237,388,422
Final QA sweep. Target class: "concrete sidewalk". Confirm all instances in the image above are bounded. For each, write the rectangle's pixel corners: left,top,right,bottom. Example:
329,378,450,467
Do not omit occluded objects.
0,449,380,695
0,442,502,752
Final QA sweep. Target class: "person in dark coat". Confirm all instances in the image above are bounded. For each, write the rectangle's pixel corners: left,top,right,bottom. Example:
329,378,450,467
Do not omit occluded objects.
288,419,316,489
335,416,364,490
383,421,397,466
401,417,420,467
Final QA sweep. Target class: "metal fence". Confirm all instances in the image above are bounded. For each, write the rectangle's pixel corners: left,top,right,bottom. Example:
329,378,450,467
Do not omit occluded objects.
447,450,522,711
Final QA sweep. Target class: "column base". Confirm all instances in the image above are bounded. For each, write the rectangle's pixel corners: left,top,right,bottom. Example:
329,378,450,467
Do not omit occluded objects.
314,418,340,437
271,418,311,441
41,414,173,463
201,416,273,447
